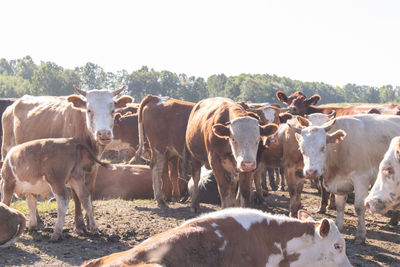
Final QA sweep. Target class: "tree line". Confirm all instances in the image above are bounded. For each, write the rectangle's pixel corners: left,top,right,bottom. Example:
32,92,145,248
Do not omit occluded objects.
1,56,400,105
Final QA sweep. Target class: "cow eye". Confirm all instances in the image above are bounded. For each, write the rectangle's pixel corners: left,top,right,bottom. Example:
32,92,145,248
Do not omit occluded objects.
334,243,342,251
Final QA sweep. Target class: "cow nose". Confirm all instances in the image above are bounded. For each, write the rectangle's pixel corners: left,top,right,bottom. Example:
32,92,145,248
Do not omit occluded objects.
97,130,112,140
305,169,318,179
241,161,256,171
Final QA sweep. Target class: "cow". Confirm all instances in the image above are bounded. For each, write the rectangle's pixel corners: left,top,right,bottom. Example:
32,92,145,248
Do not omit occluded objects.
185,97,278,212
0,98,16,149
81,208,351,267
1,86,133,234
276,90,400,116
1,137,112,241
365,136,400,215
294,114,400,243
0,202,26,248
187,167,221,205
131,95,195,207
93,164,187,201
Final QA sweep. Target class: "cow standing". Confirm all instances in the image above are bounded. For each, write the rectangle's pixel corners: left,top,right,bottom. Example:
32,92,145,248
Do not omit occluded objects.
132,95,195,207
185,97,278,212
0,202,26,248
295,114,400,243
1,86,132,234
81,208,351,267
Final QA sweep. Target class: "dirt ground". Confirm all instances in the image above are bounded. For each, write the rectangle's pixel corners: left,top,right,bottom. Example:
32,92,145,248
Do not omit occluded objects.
0,180,399,267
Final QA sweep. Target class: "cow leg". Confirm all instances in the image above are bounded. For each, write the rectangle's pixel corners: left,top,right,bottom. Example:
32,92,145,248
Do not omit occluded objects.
328,193,336,210
1,180,14,206
267,167,277,191
354,181,369,244
168,157,181,202
286,168,304,217
161,163,172,201
190,159,202,213
254,162,267,204
279,168,285,191
27,194,38,230
210,155,235,208
50,190,70,241
389,210,400,226
71,189,86,234
335,194,347,232
238,171,253,208
152,151,168,208
318,176,329,214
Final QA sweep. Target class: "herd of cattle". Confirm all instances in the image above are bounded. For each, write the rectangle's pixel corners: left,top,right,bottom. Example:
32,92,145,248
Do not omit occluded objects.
0,87,399,266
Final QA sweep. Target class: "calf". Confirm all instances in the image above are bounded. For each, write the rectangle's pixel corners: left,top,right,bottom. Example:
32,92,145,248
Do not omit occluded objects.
81,208,351,267
295,114,400,243
365,136,400,215
186,97,278,211
1,137,111,241
0,202,26,248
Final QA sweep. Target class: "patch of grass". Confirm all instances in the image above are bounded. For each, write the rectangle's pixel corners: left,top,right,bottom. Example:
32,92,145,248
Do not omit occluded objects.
11,199,74,216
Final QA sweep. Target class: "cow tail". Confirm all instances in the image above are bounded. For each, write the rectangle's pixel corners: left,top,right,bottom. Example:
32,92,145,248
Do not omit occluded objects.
0,211,26,248
130,94,154,164
78,144,114,170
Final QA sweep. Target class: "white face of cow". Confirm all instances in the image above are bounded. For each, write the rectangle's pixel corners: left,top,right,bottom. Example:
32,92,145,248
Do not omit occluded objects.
213,116,278,172
67,86,133,146
365,137,400,214
296,122,346,179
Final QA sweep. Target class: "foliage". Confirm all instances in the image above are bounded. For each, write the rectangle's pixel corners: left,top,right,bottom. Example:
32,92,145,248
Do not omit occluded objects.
0,56,400,105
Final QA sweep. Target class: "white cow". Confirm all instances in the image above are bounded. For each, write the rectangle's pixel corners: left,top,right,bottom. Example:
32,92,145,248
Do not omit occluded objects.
365,136,400,214
295,114,400,243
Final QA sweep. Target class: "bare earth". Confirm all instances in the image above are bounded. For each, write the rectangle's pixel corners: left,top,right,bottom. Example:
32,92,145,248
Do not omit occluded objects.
0,181,399,267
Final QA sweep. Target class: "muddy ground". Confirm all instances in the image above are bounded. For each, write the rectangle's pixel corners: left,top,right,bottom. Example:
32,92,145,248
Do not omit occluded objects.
0,180,399,267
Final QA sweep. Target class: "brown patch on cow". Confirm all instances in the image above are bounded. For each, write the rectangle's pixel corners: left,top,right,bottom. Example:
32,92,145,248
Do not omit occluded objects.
0,203,26,247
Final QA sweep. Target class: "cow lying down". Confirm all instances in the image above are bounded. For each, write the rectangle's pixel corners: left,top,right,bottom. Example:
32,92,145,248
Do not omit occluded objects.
1,137,112,241
81,208,351,267
0,202,26,248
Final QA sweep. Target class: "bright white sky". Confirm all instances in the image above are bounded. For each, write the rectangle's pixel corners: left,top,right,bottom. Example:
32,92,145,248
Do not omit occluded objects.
1,0,400,87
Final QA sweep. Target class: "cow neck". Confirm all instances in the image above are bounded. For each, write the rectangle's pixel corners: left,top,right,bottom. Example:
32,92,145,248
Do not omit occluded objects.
82,129,107,157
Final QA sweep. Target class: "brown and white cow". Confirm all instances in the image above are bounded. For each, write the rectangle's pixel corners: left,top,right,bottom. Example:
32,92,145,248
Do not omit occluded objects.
365,136,400,214
0,98,16,149
1,86,132,234
1,137,112,241
185,97,278,212
132,95,195,207
81,208,351,267
93,164,187,201
295,114,400,243
0,202,26,248
276,90,400,116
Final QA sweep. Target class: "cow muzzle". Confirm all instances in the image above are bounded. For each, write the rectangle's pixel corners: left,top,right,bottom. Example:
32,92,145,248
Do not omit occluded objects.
364,198,386,214
304,169,319,179
240,161,256,172
96,129,113,145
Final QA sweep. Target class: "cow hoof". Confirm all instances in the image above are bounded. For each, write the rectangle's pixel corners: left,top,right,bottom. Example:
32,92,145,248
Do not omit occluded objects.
75,226,87,235
157,201,169,209
190,206,200,213
49,233,62,242
317,208,326,214
354,236,365,245
328,205,336,210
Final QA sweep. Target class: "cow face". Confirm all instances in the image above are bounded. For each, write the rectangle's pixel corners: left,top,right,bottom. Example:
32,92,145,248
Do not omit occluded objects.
296,211,351,267
295,119,346,179
365,137,400,214
67,86,133,145
213,116,278,172
276,91,321,116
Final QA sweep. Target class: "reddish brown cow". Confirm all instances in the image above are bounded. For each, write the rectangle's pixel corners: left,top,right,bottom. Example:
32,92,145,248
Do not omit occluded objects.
1,86,132,234
93,164,187,201
276,90,400,116
132,95,195,207
0,98,16,149
81,208,351,267
185,97,278,212
0,202,26,248
1,137,111,241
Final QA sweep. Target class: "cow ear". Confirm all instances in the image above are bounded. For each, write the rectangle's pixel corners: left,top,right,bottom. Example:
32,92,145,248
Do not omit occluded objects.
304,94,321,106
67,95,86,109
279,113,292,123
296,116,309,128
318,219,330,238
327,130,346,144
115,96,134,109
298,210,314,221
260,123,278,137
247,112,261,121
276,91,288,104
213,123,230,139
238,101,249,110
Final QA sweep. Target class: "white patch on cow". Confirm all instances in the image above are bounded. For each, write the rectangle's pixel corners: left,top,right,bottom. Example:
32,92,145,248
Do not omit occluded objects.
265,242,283,267
277,123,289,139
211,222,218,228
156,96,170,105
219,240,228,251
286,233,313,253
262,108,276,124
214,230,222,238
307,113,330,126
